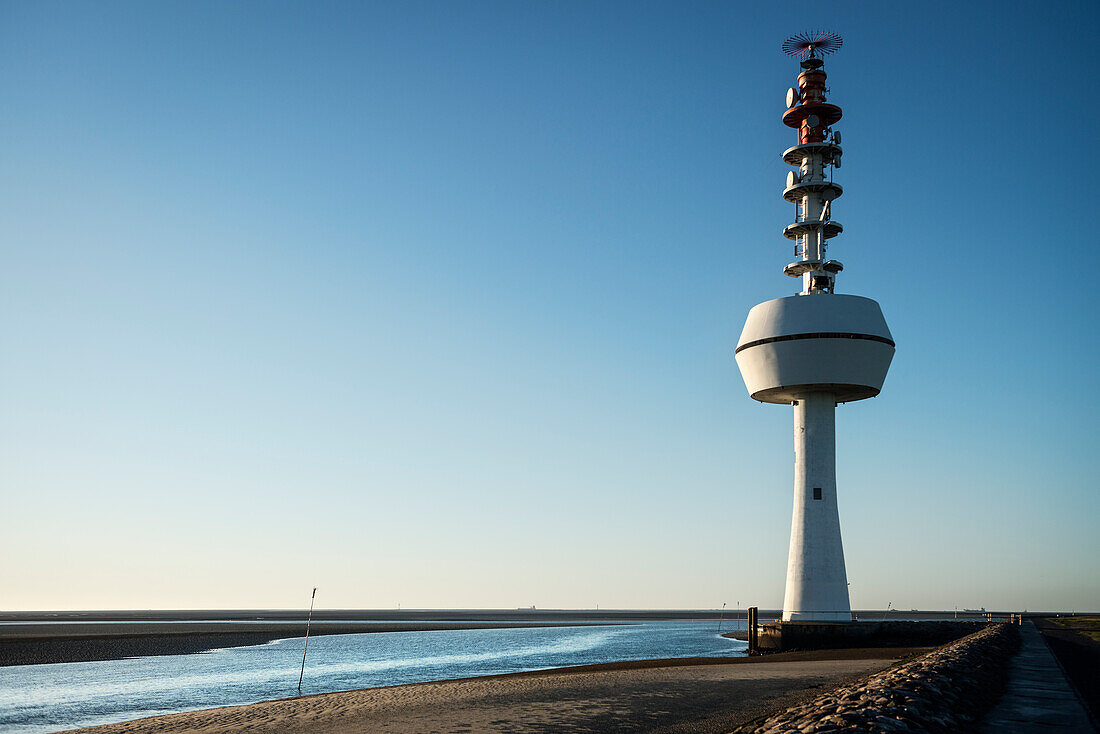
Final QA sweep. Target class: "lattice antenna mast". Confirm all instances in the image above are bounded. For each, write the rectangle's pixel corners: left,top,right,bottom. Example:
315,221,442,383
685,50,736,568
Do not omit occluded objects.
780,31,844,295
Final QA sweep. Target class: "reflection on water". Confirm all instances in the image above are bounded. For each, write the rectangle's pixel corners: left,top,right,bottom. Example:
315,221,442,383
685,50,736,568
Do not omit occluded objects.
0,620,746,733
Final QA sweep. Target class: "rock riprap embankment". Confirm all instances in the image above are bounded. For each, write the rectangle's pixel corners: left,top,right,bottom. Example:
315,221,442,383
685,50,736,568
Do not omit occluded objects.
734,623,1020,733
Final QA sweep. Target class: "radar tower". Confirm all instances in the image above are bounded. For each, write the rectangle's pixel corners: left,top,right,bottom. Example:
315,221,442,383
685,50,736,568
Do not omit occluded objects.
735,33,895,622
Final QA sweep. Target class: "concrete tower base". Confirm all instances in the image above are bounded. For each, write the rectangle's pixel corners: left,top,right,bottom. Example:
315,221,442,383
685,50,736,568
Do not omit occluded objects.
782,392,852,621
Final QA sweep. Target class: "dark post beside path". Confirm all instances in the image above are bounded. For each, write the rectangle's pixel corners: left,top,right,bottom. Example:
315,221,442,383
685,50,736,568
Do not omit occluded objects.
298,587,317,694
748,607,758,654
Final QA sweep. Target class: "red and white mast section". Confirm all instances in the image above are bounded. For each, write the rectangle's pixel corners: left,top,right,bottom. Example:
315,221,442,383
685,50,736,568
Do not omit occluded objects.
780,32,845,296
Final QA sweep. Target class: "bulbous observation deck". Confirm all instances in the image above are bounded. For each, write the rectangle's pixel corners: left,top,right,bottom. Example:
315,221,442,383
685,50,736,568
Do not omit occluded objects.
735,294,894,404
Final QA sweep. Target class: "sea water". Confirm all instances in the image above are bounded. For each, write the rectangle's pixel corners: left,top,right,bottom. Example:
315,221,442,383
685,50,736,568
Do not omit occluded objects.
0,619,746,733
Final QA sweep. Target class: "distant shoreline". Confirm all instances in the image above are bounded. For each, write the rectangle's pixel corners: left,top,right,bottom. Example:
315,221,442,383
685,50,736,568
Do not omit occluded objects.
0,608,763,623
0,608,1030,624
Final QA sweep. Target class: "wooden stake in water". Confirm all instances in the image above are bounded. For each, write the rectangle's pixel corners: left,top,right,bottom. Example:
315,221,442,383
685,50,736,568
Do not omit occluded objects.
297,587,317,694
717,602,726,633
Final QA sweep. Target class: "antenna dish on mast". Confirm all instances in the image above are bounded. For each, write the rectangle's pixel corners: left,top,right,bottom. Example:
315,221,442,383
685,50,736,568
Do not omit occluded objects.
782,31,843,59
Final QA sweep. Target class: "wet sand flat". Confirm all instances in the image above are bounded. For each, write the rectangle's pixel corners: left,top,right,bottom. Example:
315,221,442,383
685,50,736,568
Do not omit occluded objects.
67,650,921,734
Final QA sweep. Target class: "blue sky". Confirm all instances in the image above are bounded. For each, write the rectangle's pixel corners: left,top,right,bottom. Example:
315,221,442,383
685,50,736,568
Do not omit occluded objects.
1,0,1097,612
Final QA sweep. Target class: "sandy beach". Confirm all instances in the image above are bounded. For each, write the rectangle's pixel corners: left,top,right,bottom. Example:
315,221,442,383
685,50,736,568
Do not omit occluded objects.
66,649,922,734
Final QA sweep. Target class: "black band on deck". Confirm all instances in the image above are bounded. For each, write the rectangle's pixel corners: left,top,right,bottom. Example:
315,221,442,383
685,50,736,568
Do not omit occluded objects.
735,332,895,354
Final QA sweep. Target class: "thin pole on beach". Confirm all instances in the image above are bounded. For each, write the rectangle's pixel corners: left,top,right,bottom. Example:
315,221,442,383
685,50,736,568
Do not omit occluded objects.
717,602,726,633
297,587,317,694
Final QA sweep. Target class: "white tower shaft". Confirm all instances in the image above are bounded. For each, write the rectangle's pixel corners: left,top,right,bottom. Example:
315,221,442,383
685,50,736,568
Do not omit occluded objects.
783,392,851,621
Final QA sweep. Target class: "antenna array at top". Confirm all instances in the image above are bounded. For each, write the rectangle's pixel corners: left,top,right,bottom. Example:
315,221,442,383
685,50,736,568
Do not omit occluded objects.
781,31,843,59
